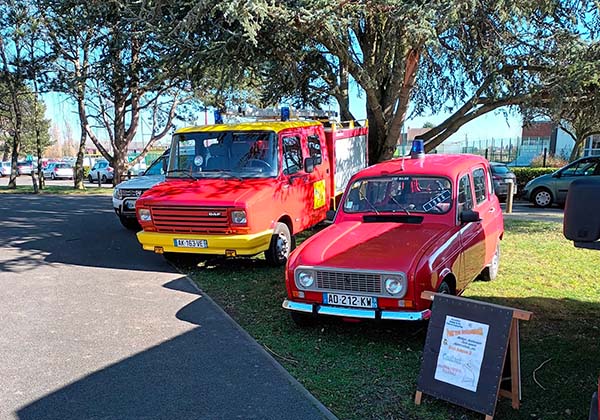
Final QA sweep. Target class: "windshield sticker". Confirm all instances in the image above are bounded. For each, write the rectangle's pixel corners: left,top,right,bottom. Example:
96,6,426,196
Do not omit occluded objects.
422,190,451,212
193,155,204,167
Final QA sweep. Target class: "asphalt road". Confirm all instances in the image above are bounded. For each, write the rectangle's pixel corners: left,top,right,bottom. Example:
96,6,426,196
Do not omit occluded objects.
0,194,335,420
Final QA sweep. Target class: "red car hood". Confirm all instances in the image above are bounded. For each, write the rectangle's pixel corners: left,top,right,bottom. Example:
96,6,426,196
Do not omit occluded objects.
139,177,277,207
292,221,454,272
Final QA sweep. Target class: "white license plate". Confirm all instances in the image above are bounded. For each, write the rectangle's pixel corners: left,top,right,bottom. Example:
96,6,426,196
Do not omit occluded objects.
323,293,377,308
174,239,208,248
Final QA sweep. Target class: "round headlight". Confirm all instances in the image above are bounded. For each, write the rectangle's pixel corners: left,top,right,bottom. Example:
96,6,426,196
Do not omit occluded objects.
385,277,405,295
231,210,247,224
297,271,315,288
138,208,152,222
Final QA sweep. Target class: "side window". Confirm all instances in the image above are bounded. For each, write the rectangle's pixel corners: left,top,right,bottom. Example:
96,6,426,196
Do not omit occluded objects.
282,135,303,175
307,134,322,165
472,168,487,205
457,175,474,212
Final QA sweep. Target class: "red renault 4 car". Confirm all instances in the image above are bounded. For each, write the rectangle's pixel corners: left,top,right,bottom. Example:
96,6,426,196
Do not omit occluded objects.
283,146,504,325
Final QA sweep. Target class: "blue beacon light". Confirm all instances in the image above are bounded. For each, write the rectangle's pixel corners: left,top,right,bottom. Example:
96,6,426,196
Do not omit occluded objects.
410,139,425,159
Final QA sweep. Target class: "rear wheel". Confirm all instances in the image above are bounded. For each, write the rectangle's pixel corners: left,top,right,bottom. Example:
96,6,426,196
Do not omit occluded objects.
119,215,141,231
481,243,500,281
290,311,318,327
532,188,553,208
50,172,56,180
101,174,107,183
265,222,293,266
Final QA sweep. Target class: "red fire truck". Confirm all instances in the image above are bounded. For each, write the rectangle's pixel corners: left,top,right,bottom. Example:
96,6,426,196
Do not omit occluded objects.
135,119,368,265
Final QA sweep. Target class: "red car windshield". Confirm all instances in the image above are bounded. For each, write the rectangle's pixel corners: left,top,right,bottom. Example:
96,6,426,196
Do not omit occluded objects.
342,176,453,214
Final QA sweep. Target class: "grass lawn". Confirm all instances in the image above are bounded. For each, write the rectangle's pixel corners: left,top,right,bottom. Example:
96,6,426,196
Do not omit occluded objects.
0,185,113,195
183,219,600,420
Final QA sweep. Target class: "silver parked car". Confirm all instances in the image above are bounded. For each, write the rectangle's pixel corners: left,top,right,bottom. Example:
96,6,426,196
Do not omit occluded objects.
88,160,114,183
522,156,600,207
490,162,517,201
43,162,74,180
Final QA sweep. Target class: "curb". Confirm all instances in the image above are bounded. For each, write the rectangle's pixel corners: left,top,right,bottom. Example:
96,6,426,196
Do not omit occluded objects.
182,275,339,420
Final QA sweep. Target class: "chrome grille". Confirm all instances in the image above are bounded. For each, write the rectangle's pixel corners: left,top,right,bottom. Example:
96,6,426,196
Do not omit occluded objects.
151,205,230,233
121,189,144,198
316,270,382,294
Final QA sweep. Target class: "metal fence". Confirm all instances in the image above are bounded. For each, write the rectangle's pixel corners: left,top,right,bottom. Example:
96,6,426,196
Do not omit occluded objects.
433,137,550,166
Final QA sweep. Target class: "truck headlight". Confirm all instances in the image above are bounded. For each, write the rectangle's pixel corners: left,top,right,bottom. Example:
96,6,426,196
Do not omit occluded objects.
138,208,152,222
296,270,315,289
113,188,122,199
384,276,406,296
230,210,247,224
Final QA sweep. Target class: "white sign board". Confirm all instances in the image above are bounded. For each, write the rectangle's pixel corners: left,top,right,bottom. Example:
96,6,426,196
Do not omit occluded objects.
434,315,490,392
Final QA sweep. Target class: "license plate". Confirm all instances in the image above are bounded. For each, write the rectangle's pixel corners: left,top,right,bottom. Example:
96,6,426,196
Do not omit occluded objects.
323,293,377,308
174,239,208,248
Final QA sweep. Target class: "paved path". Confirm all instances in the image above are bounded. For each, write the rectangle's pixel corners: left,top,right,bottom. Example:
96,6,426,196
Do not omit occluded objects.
0,194,335,420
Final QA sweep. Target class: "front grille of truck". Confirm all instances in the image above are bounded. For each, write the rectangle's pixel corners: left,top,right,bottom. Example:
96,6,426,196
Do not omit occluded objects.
150,205,230,233
316,270,382,294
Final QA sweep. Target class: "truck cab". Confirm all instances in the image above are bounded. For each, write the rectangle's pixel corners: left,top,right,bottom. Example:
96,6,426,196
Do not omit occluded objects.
135,120,367,265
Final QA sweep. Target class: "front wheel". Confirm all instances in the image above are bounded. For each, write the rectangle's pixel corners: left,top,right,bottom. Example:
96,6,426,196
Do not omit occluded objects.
437,281,453,295
265,222,293,266
532,188,553,208
480,243,500,281
88,174,93,183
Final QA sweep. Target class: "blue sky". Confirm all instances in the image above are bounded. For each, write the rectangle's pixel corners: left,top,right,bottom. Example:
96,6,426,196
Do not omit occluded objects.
44,89,523,149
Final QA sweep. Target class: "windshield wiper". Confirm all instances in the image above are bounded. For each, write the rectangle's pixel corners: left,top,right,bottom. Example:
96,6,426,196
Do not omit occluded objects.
387,195,411,215
359,193,380,214
165,169,195,179
201,169,243,181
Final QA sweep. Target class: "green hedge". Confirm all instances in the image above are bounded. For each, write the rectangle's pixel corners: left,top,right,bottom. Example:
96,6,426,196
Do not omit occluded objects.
512,167,558,192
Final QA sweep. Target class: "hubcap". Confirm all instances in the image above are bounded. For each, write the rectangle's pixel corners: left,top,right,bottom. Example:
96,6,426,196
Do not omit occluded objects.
276,233,289,261
535,191,551,206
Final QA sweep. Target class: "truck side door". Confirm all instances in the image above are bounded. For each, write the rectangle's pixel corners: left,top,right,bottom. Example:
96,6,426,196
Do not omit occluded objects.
305,128,330,226
280,131,312,232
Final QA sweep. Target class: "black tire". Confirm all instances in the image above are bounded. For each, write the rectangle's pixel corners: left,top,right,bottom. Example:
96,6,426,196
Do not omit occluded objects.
50,172,56,180
88,174,93,183
480,243,500,282
437,280,452,295
290,311,318,327
101,174,107,183
119,216,141,231
265,222,293,266
532,187,553,208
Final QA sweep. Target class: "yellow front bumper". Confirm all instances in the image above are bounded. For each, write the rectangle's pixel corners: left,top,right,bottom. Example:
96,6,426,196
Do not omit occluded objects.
136,229,274,256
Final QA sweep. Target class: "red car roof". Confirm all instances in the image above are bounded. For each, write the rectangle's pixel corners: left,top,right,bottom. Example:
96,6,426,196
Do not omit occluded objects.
356,154,489,179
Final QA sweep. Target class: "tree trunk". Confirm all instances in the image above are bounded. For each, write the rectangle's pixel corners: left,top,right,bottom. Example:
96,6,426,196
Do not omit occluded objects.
569,138,584,161
112,143,128,186
8,132,20,189
74,124,86,189
366,101,387,164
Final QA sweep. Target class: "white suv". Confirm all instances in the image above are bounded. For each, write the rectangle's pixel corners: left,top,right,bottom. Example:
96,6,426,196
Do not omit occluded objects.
88,160,114,183
112,153,167,230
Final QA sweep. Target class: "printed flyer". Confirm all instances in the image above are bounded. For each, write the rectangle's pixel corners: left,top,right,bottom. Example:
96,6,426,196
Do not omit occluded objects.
434,315,490,392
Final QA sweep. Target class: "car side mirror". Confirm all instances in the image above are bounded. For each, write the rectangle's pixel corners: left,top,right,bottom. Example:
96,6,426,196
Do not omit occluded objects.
552,172,561,178
326,210,336,222
460,209,481,223
140,170,146,176
304,157,315,173
162,158,168,174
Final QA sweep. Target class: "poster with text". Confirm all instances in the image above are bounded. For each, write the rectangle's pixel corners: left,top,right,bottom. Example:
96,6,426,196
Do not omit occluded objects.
434,315,490,392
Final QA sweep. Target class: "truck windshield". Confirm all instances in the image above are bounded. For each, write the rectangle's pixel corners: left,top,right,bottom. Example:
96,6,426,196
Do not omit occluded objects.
167,131,278,179
342,176,453,214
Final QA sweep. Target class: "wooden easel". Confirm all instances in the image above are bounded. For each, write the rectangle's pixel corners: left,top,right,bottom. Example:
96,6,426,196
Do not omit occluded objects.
415,291,533,419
